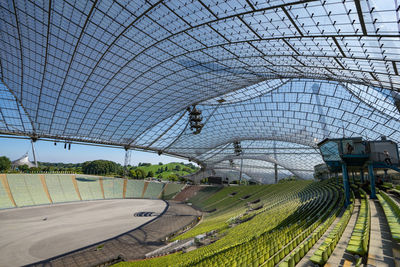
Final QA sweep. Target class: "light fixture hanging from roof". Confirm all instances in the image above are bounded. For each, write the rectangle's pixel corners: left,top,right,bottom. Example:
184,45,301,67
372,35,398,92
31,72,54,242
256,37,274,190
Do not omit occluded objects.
187,105,204,135
233,141,242,156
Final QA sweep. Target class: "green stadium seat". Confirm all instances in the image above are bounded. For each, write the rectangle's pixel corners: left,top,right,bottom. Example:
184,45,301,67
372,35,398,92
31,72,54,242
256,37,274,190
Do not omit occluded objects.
24,174,50,205
125,180,145,198
102,178,123,199
75,176,103,200
161,183,185,200
143,182,164,199
45,175,79,203
0,176,15,209
7,174,35,207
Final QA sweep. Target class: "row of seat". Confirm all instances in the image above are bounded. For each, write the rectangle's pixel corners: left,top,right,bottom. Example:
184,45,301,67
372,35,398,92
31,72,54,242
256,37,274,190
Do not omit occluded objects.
391,188,400,198
0,174,185,208
231,183,341,267
132,180,343,266
143,182,164,199
76,177,103,200
198,182,340,266
263,186,339,266
163,183,188,200
0,175,14,208
346,188,370,257
6,174,48,206
187,186,221,206
132,182,310,266
175,181,307,241
377,190,400,242
103,178,124,199
310,192,355,266
190,197,318,266
279,187,344,267
45,174,79,203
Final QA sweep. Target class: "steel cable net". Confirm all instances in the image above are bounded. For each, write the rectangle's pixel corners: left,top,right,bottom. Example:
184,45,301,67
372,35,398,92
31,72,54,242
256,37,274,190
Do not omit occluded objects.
1,0,400,183
212,158,301,184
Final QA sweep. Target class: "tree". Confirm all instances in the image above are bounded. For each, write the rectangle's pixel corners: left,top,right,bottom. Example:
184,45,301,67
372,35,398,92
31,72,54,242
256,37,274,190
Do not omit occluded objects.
82,160,123,175
158,162,163,165
186,163,197,169
147,170,154,178
46,166,56,172
168,173,178,181
18,164,29,173
136,168,146,179
174,165,181,171
130,169,137,178
0,156,11,172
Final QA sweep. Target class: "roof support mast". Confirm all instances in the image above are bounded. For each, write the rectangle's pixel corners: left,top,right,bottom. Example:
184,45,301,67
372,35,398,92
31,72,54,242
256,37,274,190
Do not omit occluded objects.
31,137,38,167
239,155,243,185
124,146,131,178
273,138,278,183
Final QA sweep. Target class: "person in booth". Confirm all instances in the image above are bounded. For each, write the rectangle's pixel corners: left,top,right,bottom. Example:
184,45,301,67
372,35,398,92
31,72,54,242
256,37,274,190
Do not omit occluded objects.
383,150,392,165
346,142,354,154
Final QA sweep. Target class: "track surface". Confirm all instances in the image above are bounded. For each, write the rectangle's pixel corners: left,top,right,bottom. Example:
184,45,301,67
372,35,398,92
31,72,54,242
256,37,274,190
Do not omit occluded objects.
0,199,166,267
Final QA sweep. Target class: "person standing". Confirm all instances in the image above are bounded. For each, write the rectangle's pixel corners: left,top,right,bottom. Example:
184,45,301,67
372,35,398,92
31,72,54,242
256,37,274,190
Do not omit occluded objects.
346,142,354,154
384,150,392,165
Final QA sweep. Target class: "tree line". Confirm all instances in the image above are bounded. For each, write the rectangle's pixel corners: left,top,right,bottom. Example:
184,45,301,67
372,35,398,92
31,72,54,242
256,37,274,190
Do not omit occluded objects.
0,156,198,181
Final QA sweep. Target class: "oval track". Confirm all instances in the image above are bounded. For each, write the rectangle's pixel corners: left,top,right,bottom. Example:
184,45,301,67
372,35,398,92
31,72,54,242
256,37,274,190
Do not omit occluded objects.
0,199,166,267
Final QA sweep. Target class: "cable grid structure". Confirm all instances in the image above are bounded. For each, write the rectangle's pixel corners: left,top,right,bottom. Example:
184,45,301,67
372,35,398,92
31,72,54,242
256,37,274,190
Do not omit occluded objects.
1,0,400,183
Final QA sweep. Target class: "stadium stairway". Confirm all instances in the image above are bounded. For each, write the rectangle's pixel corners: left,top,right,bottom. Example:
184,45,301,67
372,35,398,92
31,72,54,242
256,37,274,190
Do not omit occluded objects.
323,199,359,266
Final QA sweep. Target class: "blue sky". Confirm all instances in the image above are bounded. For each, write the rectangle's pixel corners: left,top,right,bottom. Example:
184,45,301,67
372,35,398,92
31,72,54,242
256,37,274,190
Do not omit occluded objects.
0,137,189,166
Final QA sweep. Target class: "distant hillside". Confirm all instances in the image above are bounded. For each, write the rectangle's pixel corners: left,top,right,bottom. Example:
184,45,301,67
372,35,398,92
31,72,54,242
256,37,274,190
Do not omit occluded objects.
7,158,199,180
130,162,199,181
